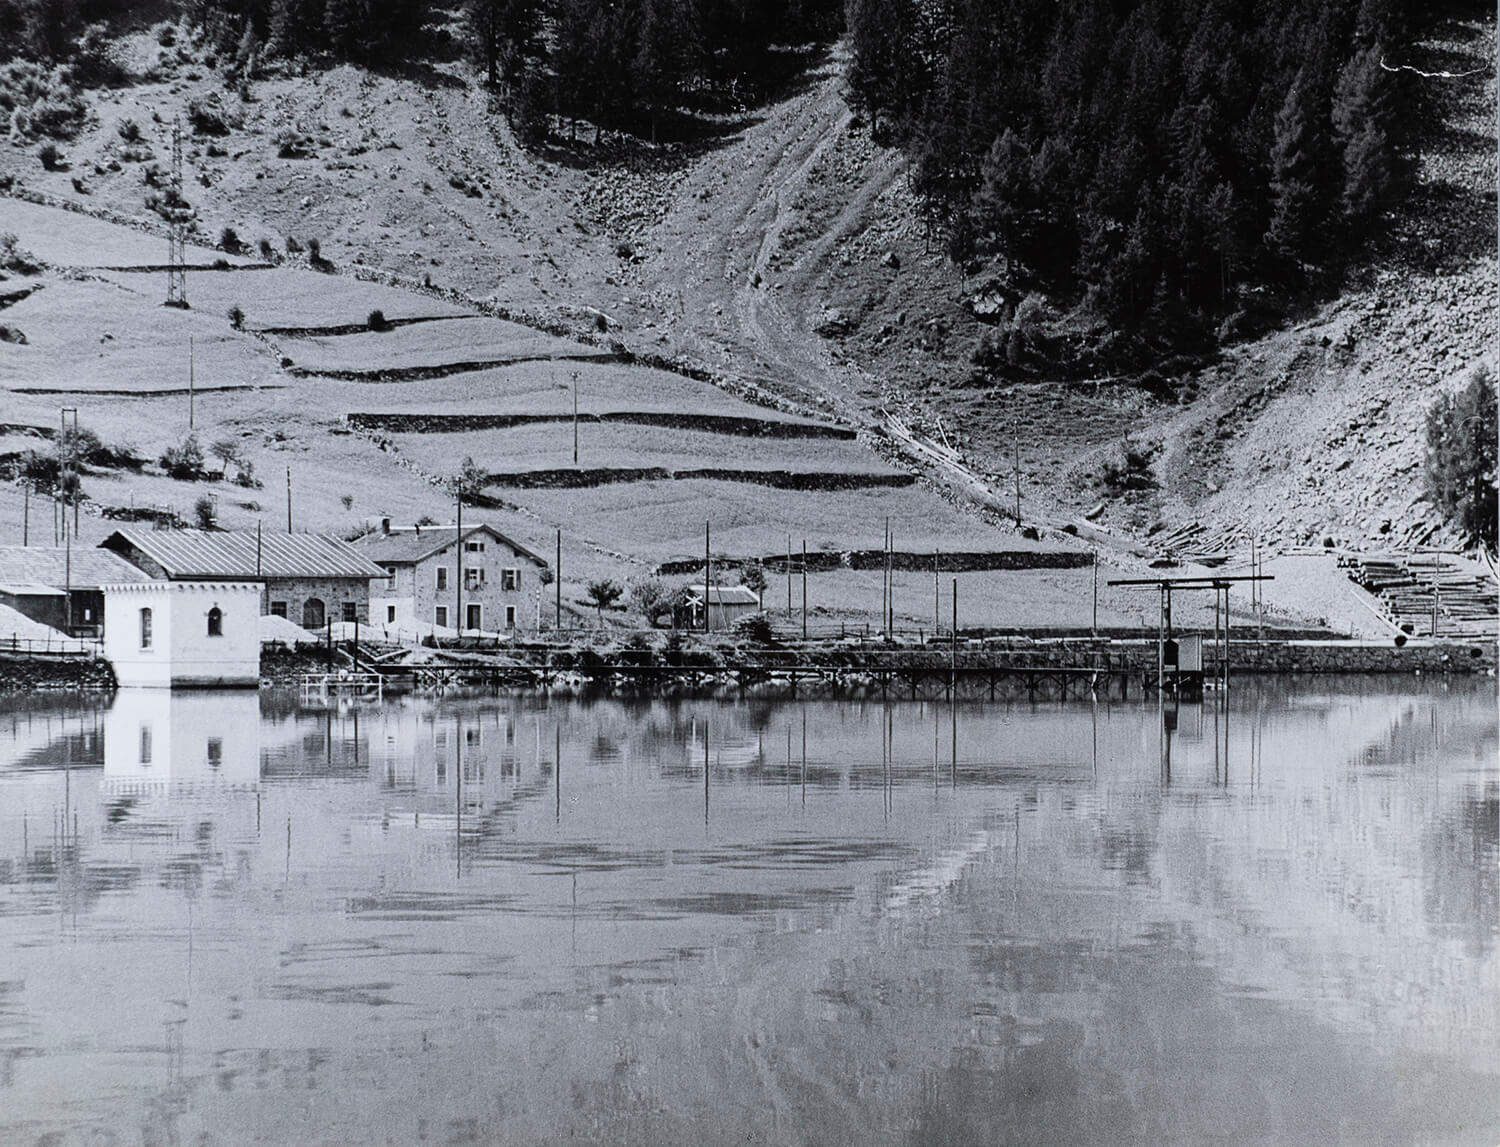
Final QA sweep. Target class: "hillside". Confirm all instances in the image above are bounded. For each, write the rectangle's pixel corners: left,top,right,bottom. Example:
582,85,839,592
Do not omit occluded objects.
0,8,1494,637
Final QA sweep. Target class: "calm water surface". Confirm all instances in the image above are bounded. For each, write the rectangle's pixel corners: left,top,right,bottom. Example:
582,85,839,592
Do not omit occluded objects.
0,680,1495,1146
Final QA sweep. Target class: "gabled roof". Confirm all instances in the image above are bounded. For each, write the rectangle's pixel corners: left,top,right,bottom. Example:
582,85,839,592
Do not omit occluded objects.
0,546,153,590
686,584,760,605
100,529,387,580
351,523,547,566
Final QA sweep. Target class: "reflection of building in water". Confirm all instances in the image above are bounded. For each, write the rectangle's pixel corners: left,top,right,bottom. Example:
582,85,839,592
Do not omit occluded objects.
104,690,261,789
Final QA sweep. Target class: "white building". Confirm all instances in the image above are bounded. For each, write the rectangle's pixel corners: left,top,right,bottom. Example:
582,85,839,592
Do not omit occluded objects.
102,580,261,688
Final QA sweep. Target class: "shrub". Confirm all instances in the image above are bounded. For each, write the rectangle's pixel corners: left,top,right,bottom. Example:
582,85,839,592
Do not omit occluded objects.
284,234,302,253
194,494,216,529
306,236,321,261
38,142,60,169
160,434,206,480
257,237,274,259
367,308,389,331
1099,439,1156,493
628,577,672,627
154,22,177,47
732,613,776,645
117,118,141,143
219,225,241,252
275,128,312,158
0,233,42,275
1424,365,1497,549
584,578,624,622
227,303,245,329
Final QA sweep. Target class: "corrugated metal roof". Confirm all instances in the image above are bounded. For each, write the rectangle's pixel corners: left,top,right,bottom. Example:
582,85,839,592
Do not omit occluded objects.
0,546,153,589
352,523,547,566
687,585,761,605
101,529,387,579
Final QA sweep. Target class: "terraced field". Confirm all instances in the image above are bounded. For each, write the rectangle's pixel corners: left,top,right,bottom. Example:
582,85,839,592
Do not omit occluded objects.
0,197,1149,629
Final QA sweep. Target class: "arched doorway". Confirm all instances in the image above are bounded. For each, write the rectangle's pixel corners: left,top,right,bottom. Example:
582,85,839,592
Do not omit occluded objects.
302,598,325,629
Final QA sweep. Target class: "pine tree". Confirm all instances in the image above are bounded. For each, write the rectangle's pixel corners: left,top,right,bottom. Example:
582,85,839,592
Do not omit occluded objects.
1264,72,1329,266
1332,44,1401,228
845,0,926,138
635,0,695,142
1424,366,1498,549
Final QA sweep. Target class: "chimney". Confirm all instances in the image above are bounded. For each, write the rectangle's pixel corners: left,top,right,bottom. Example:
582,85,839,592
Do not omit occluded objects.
381,517,391,535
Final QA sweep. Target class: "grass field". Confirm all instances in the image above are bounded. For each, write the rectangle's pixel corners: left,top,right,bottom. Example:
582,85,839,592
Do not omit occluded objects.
0,197,254,267
387,423,898,477
0,277,276,395
282,315,593,373
96,266,471,328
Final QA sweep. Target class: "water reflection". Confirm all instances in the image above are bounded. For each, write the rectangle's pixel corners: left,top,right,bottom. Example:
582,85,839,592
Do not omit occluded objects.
0,680,1494,1146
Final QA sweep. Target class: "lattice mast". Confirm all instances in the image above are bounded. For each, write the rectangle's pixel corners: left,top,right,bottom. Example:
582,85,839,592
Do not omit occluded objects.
165,118,188,308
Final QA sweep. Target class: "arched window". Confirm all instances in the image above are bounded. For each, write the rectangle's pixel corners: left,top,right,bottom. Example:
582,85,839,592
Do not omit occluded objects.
207,606,223,637
302,598,325,629
139,607,152,649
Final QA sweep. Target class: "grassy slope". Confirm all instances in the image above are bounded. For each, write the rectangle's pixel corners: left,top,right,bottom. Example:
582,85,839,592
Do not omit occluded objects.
5,16,1489,634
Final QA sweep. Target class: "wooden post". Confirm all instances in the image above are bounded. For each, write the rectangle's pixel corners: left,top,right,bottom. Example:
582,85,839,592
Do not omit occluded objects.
933,549,939,636
1091,552,1099,636
801,539,808,640
555,528,562,631
950,578,958,686
22,481,28,546
887,526,894,638
455,491,463,637
188,335,195,430
1012,426,1021,527
286,467,292,532
571,371,579,466
704,521,711,633
1432,581,1440,637
786,533,793,616
1157,585,1165,697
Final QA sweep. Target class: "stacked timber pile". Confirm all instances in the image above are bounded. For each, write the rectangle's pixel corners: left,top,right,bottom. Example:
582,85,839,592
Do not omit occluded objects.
1148,520,1243,567
1339,553,1498,638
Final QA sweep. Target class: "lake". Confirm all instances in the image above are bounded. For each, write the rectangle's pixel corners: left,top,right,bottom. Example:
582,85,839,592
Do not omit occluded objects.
0,680,1495,1146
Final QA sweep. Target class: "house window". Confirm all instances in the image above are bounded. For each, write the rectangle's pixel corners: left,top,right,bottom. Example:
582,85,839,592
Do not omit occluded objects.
342,602,357,622
139,607,152,649
435,605,448,627
386,605,396,623
207,606,223,637
302,598,326,629
465,567,485,588
505,605,515,629
207,738,223,771
465,541,485,553
436,567,448,590
383,565,397,580
466,603,481,630
270,601,287,618
139,725,152,764
501,568,520,590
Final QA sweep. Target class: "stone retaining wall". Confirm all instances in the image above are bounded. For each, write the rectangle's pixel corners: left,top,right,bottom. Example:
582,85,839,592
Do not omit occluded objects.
347,411,857,440
0,654,114,691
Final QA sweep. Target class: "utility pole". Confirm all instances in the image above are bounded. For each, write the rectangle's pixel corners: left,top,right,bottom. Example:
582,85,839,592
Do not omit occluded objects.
704,521,711,633
455,489,463,635
22,480,29,546
285,467,292,532
188,336,195,429
555,528,562,631
934,549,939,635
786,533,793,617
571,371,579,466
1012,426,1022,528
801,539,808,640
1092,552,1099,636
881,517,889,637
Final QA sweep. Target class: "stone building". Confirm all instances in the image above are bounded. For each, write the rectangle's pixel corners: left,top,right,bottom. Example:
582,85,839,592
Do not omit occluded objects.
100,528,386,629
353,522,549,634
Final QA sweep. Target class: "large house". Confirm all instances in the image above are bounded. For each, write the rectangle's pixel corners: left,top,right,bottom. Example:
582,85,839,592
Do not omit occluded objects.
100,528,386,628
353,522,549,634
0,546,151,637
